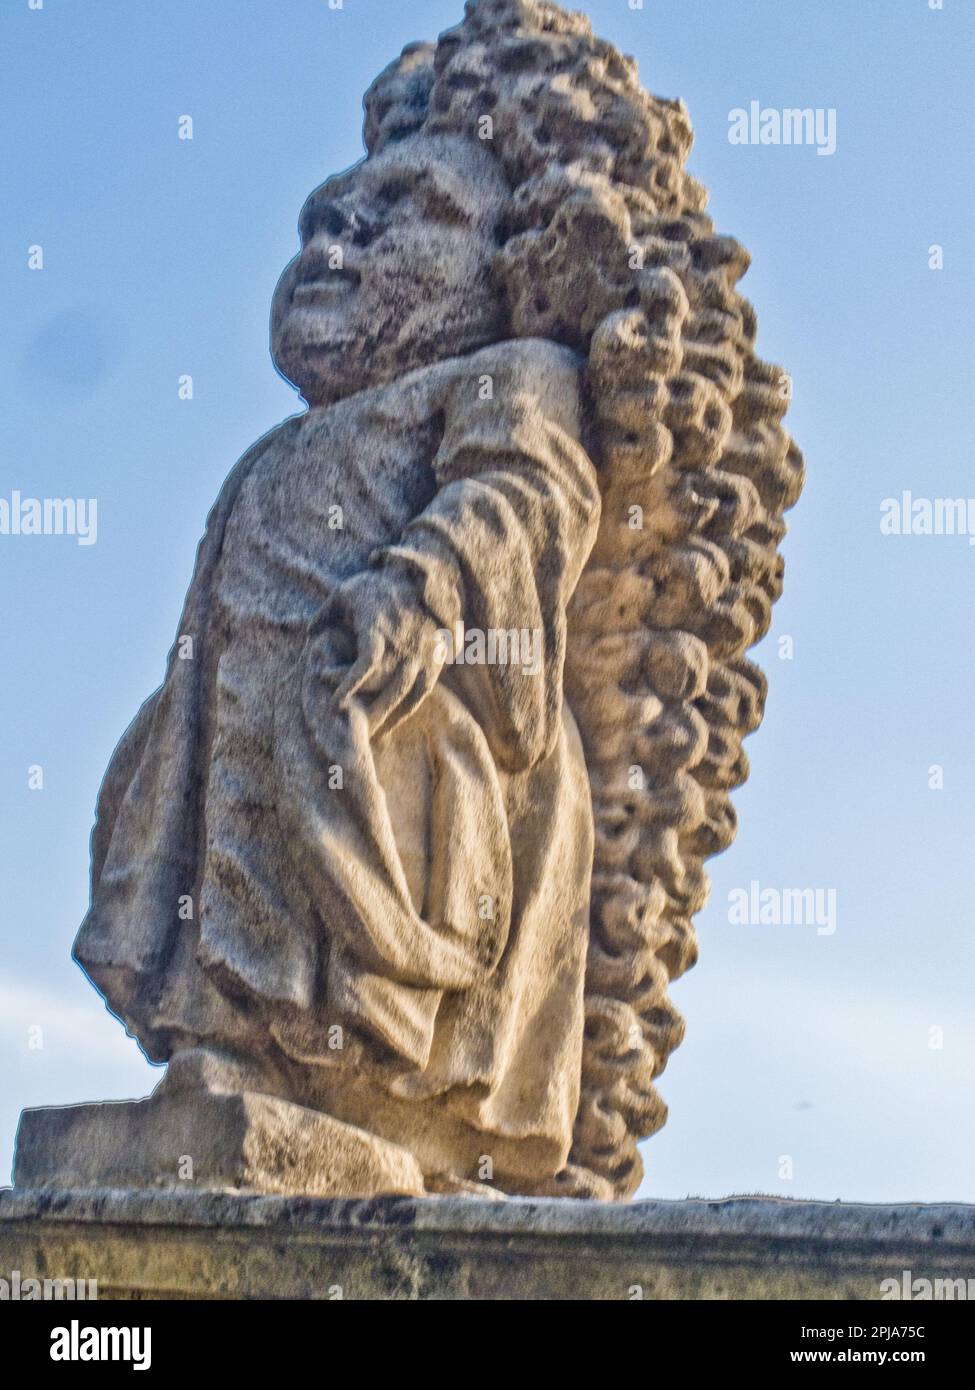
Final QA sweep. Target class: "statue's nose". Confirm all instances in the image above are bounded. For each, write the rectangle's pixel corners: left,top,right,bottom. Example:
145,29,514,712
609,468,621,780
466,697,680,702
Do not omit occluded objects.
300,196,380,251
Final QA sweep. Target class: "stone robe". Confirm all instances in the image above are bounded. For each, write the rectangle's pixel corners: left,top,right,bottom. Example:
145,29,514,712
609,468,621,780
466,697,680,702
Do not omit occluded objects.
74,338,600,1186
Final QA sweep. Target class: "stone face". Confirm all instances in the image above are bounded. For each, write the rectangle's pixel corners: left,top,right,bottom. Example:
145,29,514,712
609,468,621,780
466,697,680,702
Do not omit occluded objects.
18,0,803,1202
2,1191,973,1301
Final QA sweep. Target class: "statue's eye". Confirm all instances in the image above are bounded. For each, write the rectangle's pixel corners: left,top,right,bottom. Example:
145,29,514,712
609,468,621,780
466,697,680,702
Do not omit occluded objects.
374,177,412,206
416,182,470,228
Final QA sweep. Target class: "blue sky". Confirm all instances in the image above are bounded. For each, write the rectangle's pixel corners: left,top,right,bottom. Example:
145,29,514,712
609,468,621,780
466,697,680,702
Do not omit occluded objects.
2,0,973,1202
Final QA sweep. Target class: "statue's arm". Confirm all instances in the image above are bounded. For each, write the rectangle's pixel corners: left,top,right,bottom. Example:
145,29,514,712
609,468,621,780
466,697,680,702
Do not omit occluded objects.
321,341,600,767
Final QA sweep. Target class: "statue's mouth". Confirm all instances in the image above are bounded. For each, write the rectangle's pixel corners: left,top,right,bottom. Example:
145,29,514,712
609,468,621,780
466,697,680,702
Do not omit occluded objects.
292,264,362,308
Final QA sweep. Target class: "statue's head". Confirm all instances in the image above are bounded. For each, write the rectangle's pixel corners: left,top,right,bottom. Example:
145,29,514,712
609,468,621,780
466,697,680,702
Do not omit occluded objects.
272,131,507,406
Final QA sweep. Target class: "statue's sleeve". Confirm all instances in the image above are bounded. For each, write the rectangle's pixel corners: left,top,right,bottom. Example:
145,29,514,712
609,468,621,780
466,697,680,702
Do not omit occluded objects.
381,339,600,772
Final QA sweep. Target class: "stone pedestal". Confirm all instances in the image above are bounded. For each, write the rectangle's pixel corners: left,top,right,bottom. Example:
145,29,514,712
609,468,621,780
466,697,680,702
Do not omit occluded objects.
13,1093,425,1198
2,1189,973,1300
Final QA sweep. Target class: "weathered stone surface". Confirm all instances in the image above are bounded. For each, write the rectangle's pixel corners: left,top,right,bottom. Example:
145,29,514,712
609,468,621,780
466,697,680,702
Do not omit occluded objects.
18,0,803,1201
14,1092,425,1199
2,1191,972,1301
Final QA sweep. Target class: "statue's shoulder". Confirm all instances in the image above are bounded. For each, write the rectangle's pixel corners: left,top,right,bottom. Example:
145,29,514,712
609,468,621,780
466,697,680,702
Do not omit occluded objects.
447,337,582,391
226,412,304,486
314,340,586,446
206,413,304,516
438,338,585,436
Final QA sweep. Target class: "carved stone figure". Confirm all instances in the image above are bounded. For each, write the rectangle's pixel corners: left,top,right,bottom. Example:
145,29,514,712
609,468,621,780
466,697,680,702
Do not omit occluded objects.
15,0,803,1200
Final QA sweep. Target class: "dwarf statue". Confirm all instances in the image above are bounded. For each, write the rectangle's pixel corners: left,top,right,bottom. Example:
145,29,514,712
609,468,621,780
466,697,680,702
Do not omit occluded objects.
16,0,802,1200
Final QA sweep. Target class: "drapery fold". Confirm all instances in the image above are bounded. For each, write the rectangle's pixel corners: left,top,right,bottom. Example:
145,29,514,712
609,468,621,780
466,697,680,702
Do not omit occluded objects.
274,344,600,1074
73,340,600,1177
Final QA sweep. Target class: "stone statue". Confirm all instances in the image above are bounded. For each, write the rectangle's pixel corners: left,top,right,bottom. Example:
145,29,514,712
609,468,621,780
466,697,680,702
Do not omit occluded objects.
15,0,803,1201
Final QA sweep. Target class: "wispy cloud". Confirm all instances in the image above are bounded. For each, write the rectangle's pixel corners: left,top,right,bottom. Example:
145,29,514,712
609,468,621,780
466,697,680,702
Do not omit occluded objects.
0,973,147,1068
